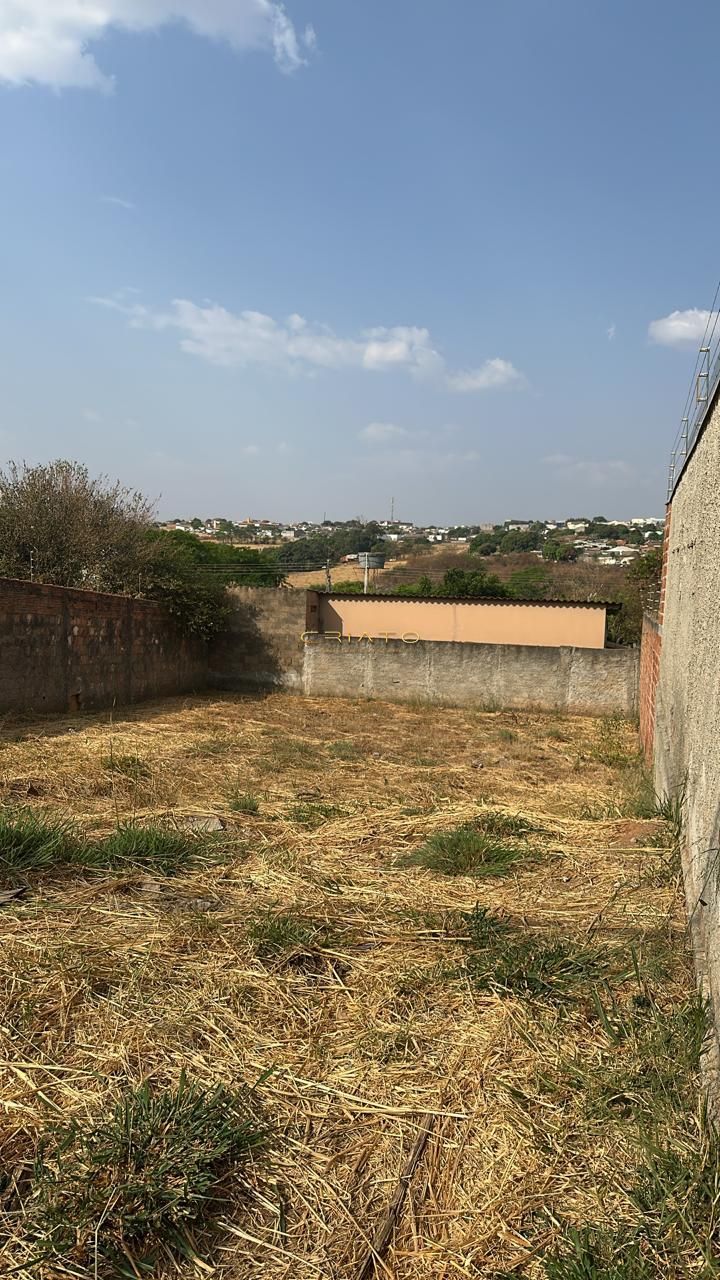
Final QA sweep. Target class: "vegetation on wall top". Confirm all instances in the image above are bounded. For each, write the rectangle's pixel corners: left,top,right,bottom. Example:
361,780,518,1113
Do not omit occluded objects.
0,461,281,640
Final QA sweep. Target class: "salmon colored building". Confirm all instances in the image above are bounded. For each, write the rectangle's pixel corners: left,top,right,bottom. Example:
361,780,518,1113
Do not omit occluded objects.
307,593,615,651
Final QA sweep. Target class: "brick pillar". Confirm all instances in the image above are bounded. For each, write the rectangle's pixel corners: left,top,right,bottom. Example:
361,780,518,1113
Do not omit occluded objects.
658,504,671,625
639,501,671,765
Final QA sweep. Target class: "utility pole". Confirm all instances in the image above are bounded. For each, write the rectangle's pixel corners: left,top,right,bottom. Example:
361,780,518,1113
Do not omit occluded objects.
325,557,332,591
391,495,395,523
363,557,370,595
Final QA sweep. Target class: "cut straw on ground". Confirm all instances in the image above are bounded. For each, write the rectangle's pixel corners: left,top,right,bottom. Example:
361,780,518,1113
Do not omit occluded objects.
0,693,697,1278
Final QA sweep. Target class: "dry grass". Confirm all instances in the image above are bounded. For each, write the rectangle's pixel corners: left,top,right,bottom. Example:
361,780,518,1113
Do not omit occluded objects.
0,694,697,1278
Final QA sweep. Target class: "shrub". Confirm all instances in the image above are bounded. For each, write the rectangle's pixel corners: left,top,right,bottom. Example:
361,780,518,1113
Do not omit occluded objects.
31,1075,267,1275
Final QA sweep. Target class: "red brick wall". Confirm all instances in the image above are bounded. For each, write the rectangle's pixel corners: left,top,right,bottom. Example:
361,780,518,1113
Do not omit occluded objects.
0,578,208,715
639,613,662,763
658,506,672,625
638,506,671,764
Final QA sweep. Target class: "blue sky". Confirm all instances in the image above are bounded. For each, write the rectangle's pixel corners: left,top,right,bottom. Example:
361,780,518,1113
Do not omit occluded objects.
1,0,718,524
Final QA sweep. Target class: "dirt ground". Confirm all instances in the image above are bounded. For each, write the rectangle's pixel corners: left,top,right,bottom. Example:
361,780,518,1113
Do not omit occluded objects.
0,694,694,1278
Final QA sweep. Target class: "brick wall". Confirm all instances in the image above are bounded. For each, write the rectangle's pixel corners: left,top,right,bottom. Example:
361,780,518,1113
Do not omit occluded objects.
638,506,671,765
659,505,671,624
0,578,207,715
639,613,662,763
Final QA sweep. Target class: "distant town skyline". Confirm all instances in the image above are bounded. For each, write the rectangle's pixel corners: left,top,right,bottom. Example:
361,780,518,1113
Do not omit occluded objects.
162,512,665,535
2,1,718,520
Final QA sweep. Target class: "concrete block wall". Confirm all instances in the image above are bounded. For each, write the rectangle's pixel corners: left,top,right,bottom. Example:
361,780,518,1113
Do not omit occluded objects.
654,390,720,1054
0,578,207,715
209,586,310,692
303,636,639,715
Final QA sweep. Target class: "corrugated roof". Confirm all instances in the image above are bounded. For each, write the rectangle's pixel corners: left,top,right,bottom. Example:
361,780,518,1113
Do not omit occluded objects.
315,592,620,612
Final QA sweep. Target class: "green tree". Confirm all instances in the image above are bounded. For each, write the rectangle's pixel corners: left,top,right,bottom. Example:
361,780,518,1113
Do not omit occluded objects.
543,541,577,562
469,532,501,555
499,529,542,553
627,547,663,588
437,568,508,598
0,460,152,589
395,575,434,597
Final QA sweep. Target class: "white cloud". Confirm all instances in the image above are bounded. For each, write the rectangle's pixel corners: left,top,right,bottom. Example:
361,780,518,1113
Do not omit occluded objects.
607,323,616,342
241,444,260,456
446,357,524,393
82,408,102,423
93,292,525,392
101,195,135,210
542,454,634,486
0,1,314,90
360,422,411,444
648,308,718,347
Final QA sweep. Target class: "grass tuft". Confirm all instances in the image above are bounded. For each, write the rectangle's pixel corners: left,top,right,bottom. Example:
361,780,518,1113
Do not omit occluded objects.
542,1226,655,1279
460,903,515,947
102,752,151,781
401,820,537,878
0,808,87,877
228,788,260,815
248,911,321,959
288,802,343,828
466,932,615,1001
96,824,210,875
30,1073,267,1275
562,991,709,1119
327,740,363,761
268,739,319,767
474,810,540,838
655,780,686,844
497,728,518,744
541,1114,720,1277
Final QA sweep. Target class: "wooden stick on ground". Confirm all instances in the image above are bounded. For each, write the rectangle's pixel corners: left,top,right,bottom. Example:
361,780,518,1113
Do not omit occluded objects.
357,1113,436,1280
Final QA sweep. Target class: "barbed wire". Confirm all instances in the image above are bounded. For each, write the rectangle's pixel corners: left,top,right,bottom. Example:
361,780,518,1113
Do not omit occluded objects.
667,275,720,499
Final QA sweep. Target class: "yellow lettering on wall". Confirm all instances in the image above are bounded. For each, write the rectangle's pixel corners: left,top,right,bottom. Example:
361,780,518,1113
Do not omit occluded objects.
357,634,374,644
402,632,420,644
379,632,396,644
325,631,343,643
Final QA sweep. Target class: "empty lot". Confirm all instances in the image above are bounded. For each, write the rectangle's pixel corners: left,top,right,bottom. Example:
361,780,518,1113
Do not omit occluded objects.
0,694,702,1278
